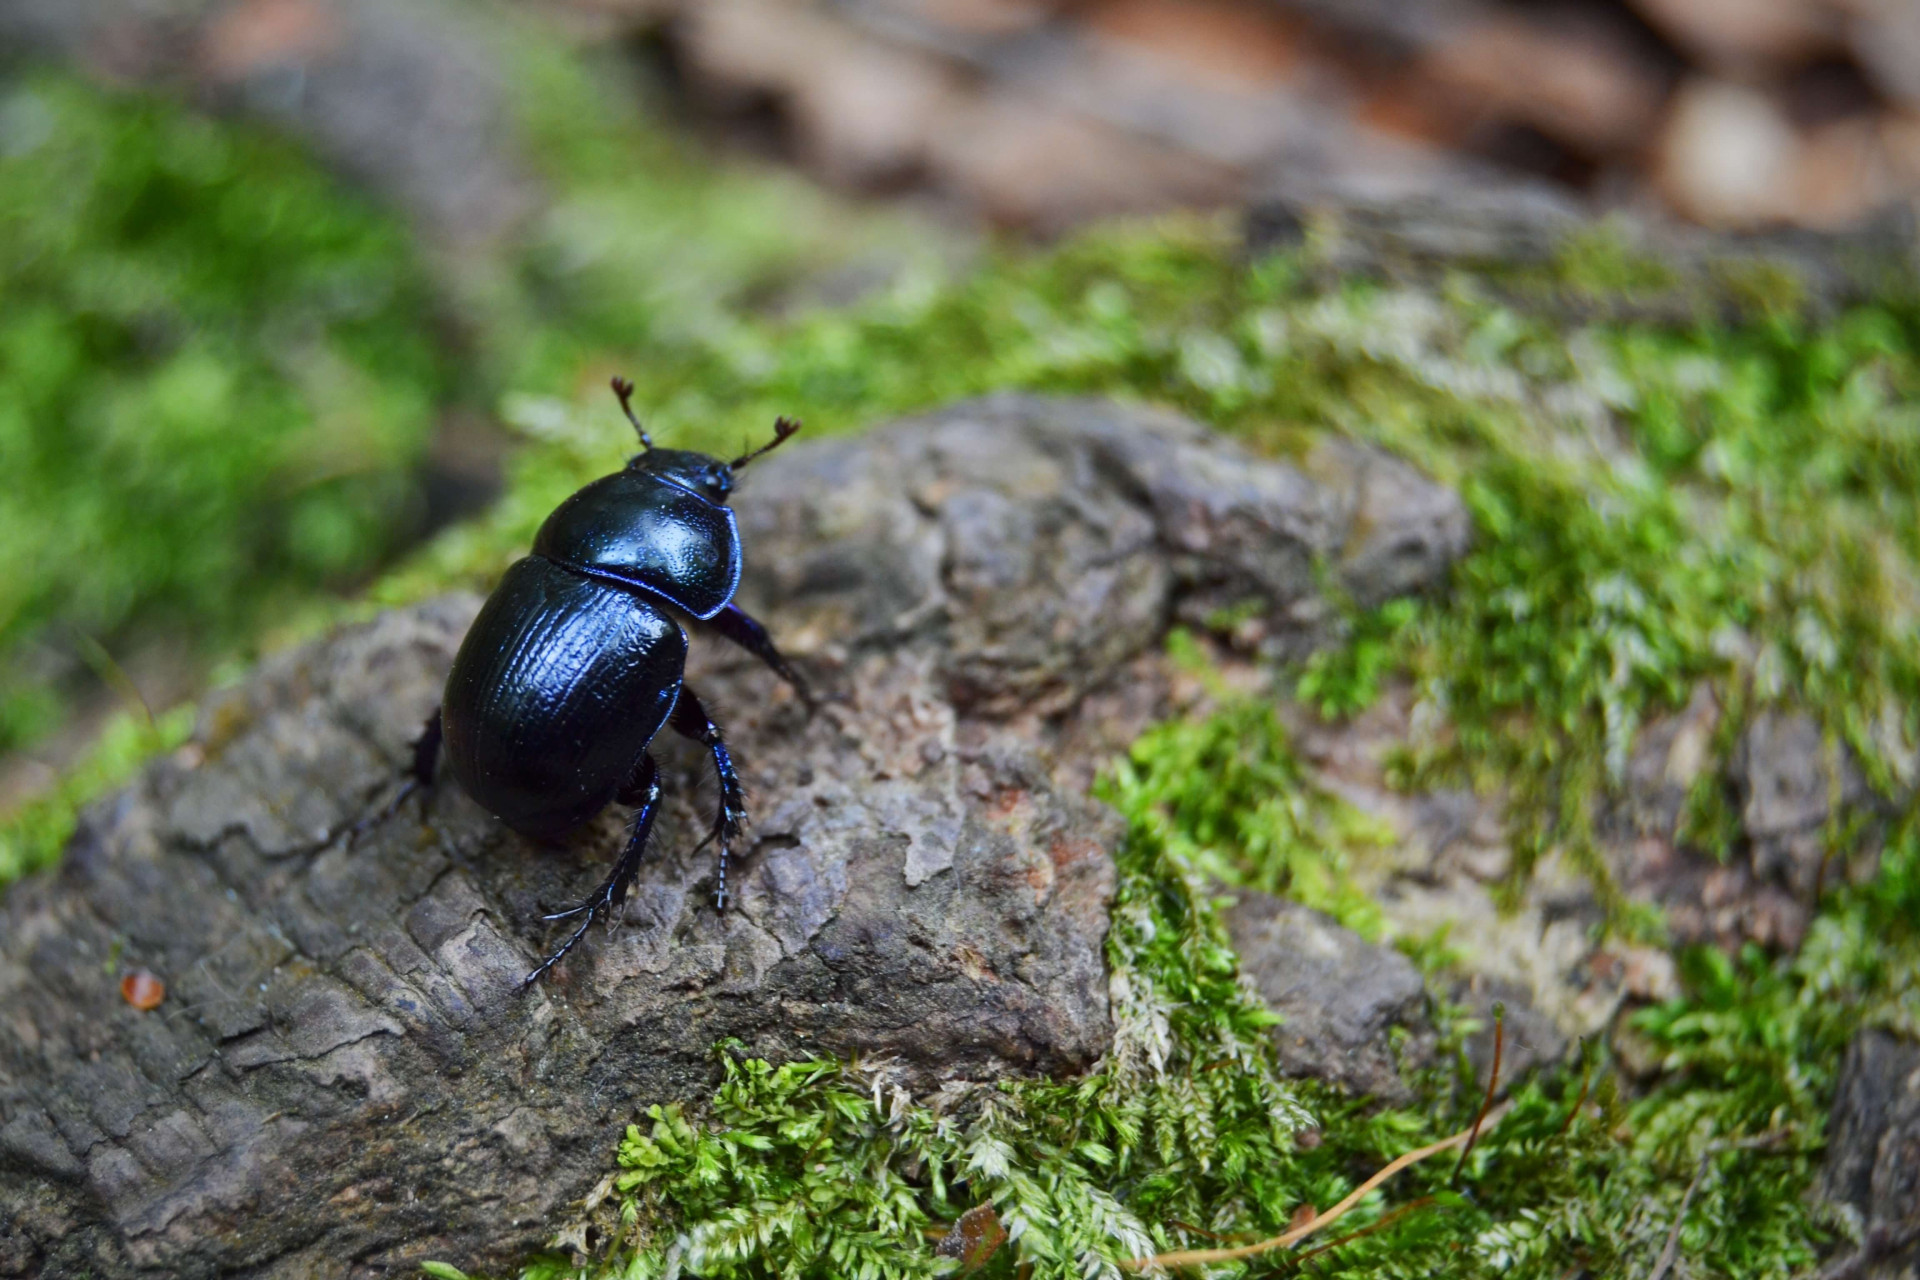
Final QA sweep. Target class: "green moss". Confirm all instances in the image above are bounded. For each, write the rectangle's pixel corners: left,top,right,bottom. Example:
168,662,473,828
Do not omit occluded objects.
478,681,1906,1279
1296,598,1416,722
0,702,194,883
1707,257,1812,320
0,70,450,753
1113,689,1392,939
1546,222,1681,301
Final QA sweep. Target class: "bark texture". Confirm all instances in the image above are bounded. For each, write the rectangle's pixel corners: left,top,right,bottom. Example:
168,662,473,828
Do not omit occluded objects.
0,394,1468,1278
1822,1030,1920,1279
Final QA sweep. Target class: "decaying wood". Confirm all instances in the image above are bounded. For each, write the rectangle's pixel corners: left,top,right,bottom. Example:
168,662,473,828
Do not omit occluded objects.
0,395,1468,1278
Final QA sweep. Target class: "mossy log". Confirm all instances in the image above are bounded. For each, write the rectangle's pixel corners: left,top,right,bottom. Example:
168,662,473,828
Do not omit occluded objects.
0,395,1467,1278
1249,179,1920,323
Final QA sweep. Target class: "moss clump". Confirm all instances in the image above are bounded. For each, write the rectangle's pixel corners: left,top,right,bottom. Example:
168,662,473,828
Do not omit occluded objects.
0,71,451,753
1115,653,1393,939
478,672,1906,1279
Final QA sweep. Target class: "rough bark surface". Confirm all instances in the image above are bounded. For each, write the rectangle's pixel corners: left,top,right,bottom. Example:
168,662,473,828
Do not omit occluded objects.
0,394,1468,1279
1821,1030,1920,1279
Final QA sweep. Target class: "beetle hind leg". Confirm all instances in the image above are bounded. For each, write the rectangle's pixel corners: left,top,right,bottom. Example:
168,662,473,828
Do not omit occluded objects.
669,685,745,911
349,710,442,845
523,753,663,986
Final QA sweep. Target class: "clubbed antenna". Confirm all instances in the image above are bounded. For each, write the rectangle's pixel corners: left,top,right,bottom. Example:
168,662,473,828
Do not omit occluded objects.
730,416,802,470
611,376,652,450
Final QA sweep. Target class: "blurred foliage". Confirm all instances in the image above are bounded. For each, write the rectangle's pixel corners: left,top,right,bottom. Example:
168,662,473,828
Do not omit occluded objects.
0,71,448,752
484,36,939,394
0,30,939,881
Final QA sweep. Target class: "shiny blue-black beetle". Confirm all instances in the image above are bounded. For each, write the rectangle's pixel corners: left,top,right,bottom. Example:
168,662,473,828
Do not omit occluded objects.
387,377,808,985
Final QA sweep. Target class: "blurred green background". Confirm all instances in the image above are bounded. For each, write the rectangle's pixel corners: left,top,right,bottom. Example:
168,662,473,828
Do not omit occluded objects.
0,19,946,832
0,72,447,753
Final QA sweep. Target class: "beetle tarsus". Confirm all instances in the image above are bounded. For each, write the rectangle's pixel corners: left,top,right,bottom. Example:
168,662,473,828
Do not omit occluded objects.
523,754,662,987
523,912,597,988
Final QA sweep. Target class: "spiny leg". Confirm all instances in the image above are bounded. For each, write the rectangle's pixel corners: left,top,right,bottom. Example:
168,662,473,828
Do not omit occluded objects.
706,603,813,708
524,753,663,987
669,685,745,910
351,710,442,845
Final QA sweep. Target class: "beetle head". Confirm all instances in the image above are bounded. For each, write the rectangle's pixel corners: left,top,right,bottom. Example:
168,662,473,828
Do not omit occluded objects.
609,376,801,505
632,448,735,502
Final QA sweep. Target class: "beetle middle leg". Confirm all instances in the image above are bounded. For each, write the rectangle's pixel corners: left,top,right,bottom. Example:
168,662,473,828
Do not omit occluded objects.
525,752,663,986
668,685,745,910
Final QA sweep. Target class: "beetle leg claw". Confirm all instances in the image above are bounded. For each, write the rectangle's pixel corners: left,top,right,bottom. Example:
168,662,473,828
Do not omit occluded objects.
522,753,662,987
346,779,416,848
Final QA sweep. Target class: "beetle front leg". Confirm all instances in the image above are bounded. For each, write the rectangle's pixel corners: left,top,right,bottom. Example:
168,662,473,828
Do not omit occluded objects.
668,685,745,910
525,753,663,986
706,604,813,708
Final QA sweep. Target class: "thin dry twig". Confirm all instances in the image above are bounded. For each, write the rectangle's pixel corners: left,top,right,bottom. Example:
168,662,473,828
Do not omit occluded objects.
1645,1150,1712,1280
1293,1196,1441,1266
1645,1128,1797,1280
1123,1102,1512,1272
1126,1007,1512,1273
1453,1004,1504,1187
1557,1042,1594,1140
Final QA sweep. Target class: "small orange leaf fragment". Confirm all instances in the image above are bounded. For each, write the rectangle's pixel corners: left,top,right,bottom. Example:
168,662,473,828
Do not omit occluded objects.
936,1204,1007,1273
120,970,165,1011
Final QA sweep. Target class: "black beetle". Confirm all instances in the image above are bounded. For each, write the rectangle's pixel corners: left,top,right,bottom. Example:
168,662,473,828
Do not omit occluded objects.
378,377,808,985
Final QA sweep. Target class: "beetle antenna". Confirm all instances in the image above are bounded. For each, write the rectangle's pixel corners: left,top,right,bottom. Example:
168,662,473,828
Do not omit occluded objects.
730,416,801,470
610,376,652,450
